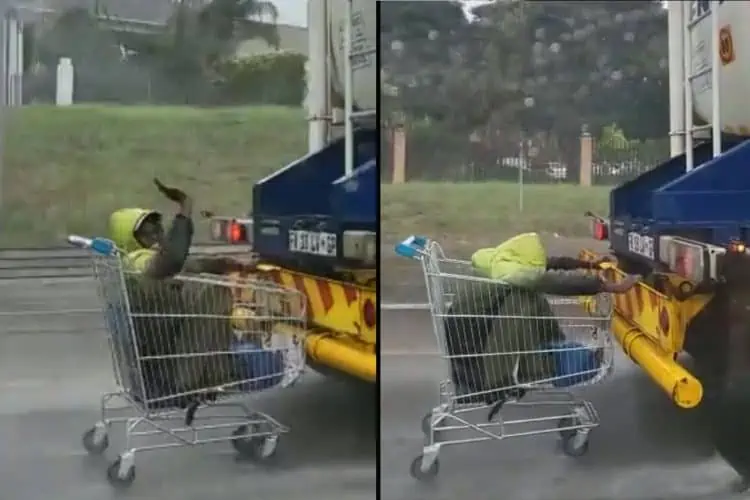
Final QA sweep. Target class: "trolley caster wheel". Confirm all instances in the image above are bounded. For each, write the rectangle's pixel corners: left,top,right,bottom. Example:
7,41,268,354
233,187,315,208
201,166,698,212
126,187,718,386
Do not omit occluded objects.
106,456,136,488
409,455,439,481
557,417,577,440
232,425,278,461
81,426,109,455
561,433,590,457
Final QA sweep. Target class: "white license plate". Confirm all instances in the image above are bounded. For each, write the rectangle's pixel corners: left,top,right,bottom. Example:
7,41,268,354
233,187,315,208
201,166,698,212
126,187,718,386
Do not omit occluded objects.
627,232,655,260
288,230,337,257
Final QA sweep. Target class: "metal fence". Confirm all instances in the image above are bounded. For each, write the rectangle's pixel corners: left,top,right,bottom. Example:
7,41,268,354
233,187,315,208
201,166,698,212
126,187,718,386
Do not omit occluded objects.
0,243,246,280
381,125,670,186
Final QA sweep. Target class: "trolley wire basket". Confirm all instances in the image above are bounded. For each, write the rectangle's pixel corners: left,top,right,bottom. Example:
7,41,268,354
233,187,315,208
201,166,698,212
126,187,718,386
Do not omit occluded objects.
68,235,306,487
395,235,614,481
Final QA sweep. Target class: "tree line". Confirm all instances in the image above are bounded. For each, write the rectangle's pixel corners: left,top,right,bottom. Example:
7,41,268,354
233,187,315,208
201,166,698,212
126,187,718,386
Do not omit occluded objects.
380,0,670,177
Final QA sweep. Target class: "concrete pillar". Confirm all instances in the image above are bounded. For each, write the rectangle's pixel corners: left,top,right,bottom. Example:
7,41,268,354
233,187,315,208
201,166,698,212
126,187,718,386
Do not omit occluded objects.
579,131,593,187
56,58,74,106
391,125,406,184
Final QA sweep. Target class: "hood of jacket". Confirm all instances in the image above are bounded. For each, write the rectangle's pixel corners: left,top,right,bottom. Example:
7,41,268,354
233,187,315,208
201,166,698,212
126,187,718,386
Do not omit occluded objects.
471,232,547,285
109,208,161,253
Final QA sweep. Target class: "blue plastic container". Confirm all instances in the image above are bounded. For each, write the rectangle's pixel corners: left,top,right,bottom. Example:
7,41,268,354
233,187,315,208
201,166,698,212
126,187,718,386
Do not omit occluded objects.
547,340,602,388
231,340,285,391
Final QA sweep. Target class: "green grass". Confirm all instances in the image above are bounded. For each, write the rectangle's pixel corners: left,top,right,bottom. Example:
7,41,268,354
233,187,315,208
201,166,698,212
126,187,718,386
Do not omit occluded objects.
0,105,307,246
1,110,611,250
382,182,610,250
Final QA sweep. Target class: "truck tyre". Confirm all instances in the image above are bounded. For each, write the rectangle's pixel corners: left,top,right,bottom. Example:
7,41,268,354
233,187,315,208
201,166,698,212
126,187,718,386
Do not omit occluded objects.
709,373,750,486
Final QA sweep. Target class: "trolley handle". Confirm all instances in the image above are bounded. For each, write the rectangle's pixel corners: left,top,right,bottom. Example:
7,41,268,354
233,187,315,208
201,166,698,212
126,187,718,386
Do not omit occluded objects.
395,235,428,259
67,234,118,256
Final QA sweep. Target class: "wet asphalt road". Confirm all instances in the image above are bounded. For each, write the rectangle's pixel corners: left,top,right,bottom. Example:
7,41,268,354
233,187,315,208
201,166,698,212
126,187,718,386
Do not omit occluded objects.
381,308,744,500
0,278,376,500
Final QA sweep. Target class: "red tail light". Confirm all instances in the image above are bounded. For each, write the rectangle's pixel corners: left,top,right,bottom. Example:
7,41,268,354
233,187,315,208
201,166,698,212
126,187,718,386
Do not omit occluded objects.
363,299,376,328
228,221,246,243
674,247,693,277
593,220,608,240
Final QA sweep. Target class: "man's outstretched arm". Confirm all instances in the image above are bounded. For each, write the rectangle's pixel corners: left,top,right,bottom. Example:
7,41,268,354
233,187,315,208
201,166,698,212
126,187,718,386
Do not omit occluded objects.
534,271,640,296
546,255,612,271
182,256,257,275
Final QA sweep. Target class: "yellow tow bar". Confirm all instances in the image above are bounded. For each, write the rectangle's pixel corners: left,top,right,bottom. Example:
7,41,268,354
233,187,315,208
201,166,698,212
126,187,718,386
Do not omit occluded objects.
274,323,376,382
611,314,702,408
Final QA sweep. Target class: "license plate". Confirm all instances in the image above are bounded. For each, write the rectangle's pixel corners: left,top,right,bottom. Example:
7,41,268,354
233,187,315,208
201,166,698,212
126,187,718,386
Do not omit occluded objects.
627,232,655,260
288,230,337,257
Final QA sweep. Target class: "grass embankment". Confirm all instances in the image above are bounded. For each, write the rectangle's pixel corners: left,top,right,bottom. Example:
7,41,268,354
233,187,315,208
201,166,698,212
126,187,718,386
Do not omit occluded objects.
381,181,610,252
1,105,307,246
380,182,611,292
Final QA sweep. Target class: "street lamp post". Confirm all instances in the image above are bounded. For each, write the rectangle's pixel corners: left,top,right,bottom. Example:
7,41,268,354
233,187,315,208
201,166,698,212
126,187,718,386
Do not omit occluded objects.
518,96,535,212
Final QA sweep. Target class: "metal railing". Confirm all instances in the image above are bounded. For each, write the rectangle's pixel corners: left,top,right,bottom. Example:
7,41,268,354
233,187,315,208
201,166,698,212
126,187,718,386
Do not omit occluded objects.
0,244,248,280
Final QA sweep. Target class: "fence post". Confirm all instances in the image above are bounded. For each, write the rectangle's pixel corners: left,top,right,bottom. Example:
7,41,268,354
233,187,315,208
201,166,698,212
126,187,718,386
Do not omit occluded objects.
391,125,406,184
579,128,593,187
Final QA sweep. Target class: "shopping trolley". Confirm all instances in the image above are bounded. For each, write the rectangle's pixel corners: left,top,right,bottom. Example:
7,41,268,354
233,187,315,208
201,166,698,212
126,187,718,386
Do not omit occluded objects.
67,235,306,488
395,235,614,481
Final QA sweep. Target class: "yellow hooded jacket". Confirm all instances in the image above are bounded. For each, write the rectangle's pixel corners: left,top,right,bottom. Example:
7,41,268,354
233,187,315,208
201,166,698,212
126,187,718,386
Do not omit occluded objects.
109,208,161,273
471,232,547,286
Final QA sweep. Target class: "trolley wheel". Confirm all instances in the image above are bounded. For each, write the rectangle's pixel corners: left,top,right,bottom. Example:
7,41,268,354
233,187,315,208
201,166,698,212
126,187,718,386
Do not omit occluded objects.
557,417,577,440
106,457,136,488
561,432,590,457
81,426,109,455
232,424,278,461
409,455,439,481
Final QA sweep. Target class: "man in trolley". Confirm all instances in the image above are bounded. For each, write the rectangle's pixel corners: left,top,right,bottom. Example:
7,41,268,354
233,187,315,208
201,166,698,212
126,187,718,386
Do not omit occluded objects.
78,179,303,486
450,231,641,414
399,231,643,479
109,178,256,279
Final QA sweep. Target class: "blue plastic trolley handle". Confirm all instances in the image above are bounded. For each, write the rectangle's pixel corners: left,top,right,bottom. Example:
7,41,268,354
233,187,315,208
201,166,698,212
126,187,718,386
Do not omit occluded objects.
67,234,118,256
395,235,428,259
90,238,117,256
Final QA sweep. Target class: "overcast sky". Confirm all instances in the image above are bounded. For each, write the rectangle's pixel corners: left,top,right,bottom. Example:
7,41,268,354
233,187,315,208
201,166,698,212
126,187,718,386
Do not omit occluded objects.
272,0,307,27
274,0,501,28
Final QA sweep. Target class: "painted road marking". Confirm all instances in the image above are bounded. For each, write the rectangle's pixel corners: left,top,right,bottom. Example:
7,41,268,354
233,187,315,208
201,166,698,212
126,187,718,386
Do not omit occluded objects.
381,350,440,356
0,308,99,316
381,303,430,310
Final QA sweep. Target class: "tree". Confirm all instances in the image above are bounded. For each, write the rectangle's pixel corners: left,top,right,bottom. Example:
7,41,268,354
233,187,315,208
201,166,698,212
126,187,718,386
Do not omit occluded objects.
379,1,470,122
380,0,669,142
162,0,280,80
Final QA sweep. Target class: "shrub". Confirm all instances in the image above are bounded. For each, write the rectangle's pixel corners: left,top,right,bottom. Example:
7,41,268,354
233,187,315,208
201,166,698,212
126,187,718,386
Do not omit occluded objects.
217,51,306,106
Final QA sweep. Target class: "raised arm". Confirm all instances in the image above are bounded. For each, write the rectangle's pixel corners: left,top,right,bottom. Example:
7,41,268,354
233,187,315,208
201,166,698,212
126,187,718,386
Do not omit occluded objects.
142,179,195,280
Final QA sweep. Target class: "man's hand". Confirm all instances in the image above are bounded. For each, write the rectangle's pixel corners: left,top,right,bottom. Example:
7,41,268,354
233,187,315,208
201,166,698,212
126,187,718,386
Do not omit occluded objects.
602,273,642,294
154,178,192,216
232,258,258,274
591,255,615,268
